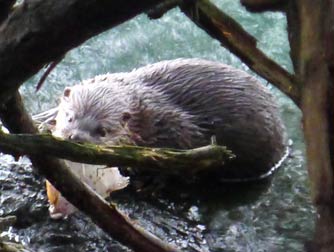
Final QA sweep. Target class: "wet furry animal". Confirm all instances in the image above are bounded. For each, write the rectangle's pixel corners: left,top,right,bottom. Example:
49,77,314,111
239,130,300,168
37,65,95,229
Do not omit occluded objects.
53,58,288,180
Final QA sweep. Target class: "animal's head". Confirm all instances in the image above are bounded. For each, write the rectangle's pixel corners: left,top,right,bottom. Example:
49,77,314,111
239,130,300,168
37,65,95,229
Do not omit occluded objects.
52,83,135,145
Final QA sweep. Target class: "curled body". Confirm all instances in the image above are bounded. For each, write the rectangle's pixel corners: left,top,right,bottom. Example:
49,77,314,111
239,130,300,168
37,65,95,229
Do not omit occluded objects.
54,58,288,180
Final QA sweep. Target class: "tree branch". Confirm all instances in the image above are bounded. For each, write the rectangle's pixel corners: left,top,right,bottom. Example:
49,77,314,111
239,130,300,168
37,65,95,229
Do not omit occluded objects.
240,0,288,12
0,132,234,176
293,0,334,250
180,0,300,106
0,0,15,24
285,0,301,72
0,0,165,102
147,0,181,19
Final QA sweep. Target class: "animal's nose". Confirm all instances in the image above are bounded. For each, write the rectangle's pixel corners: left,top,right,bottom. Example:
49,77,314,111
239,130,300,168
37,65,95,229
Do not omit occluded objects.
69,133,84,143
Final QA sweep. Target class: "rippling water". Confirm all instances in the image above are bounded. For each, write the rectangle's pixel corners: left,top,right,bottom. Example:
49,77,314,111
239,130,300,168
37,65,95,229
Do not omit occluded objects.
2,0,315,251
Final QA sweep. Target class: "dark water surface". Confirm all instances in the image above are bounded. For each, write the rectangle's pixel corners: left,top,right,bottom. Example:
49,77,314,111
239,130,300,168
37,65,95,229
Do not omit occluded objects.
1,1,314,251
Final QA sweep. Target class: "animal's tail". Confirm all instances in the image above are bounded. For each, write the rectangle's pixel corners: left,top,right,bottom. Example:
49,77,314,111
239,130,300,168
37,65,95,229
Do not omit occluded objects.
219,142,291,183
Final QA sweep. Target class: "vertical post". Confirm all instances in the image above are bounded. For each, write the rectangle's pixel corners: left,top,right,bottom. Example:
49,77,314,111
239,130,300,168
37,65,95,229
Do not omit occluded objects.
291,0,334,250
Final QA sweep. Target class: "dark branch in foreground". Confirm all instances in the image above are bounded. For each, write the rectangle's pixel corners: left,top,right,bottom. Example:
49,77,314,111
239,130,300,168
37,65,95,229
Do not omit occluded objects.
147,0,181,19
0,92,181,252
240,0,288,12
0,0,165,102
0,0,15,24
180,0,300,106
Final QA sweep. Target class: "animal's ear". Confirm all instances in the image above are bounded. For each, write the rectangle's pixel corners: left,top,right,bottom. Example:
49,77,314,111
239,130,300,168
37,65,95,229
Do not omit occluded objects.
63,87,71,98
124,96,156,145
49,119,56,126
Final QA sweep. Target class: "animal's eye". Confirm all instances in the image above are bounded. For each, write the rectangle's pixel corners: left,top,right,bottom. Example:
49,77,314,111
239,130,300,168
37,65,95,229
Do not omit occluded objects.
68,117,73,123
96,126,107,137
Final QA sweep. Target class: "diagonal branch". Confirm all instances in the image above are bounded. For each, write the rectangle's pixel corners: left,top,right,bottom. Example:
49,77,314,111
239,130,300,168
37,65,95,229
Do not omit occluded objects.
180,0,300,106
29,158,181,252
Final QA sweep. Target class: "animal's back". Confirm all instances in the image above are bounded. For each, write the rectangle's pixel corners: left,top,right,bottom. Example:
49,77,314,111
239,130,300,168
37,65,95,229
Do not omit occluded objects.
123,59,287,179
55,59,288,180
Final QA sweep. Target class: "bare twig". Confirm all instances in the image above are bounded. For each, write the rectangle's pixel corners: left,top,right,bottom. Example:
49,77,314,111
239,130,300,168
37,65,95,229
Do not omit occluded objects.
36,55,65,91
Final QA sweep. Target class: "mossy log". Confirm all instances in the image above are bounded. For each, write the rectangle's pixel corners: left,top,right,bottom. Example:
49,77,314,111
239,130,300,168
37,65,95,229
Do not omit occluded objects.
0,131,234,176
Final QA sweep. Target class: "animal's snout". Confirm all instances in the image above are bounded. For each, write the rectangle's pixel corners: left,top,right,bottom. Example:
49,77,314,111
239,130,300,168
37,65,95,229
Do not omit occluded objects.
69,132,87,143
